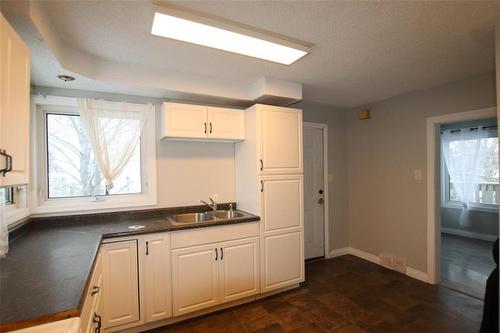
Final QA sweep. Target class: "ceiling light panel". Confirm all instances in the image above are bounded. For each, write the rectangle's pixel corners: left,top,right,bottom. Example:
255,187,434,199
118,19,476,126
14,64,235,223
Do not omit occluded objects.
151,12,308,65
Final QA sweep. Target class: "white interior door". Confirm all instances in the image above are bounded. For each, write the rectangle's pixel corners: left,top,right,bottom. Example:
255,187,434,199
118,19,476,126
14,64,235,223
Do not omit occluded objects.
303,126,325,259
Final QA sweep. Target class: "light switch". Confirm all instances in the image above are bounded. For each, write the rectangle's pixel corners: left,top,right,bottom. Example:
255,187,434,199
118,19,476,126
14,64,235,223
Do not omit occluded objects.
414,170,422,181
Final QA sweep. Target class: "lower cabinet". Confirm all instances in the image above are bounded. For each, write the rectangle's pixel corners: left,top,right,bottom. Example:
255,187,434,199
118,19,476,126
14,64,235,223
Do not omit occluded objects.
144,234,172,323
172,237,259,317
101,240,140,329
262,231,304,292
81,254,103,333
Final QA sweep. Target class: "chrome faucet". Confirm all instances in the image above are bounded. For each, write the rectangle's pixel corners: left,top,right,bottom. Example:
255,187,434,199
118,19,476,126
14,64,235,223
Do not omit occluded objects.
200,198,217,211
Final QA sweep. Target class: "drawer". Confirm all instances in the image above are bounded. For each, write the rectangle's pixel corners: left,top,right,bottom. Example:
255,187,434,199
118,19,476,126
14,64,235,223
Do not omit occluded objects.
171,222,259,249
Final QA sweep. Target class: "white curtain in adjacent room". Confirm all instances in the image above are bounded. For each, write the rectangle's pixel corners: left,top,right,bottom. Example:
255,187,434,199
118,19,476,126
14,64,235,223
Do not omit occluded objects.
441,127,489,226
78,98,153,190
0,198,7,257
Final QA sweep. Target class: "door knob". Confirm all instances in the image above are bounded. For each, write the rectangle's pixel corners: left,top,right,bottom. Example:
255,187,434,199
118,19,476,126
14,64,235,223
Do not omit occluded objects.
319,189,323,194
318,198,324,204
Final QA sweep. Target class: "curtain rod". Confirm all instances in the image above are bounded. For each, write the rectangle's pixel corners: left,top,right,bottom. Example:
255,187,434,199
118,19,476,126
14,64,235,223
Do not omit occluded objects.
441,125,498,134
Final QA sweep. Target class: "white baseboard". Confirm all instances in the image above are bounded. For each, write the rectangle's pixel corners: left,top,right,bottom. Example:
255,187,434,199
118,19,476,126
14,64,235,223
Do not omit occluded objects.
326,247,350,258
441,227,497,242
327,247,429,283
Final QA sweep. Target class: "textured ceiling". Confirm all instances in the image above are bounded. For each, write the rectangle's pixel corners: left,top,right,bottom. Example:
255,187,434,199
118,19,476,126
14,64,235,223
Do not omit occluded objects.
29,1,500,106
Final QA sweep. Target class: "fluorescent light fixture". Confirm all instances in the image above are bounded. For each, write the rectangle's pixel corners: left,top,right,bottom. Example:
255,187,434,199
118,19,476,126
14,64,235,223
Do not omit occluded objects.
151,12,309,65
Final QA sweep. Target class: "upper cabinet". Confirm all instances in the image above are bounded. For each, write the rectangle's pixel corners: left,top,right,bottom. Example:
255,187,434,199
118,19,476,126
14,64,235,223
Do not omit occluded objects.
161,102,245,142
259,105,303,175
0,13,30,186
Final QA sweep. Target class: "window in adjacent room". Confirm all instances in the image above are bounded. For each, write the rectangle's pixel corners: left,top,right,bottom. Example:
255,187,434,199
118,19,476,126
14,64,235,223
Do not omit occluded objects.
441,119,499,208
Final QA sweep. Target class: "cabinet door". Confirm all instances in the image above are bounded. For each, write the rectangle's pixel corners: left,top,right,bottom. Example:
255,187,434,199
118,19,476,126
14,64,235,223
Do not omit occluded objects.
171,244,219,316
162,102,208,139
143,234,172,323
259,106,302,175
261,175,304,234
219,237,259,303
262,232,304,292
207,106,245,140
102,240,140,328
0,13,30,186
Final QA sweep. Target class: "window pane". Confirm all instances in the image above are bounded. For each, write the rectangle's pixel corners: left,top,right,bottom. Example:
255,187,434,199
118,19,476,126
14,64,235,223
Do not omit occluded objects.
449,136,499,205
46,113,141,198
0,188,12,205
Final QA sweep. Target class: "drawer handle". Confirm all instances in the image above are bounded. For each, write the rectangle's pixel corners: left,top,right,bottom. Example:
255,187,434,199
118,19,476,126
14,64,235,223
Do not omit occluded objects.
91,286,100,296
93,313,102,333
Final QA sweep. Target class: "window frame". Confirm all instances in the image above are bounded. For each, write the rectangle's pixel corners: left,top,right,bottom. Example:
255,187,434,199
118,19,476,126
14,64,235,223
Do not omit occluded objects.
32,96,157,214
440,129,499,213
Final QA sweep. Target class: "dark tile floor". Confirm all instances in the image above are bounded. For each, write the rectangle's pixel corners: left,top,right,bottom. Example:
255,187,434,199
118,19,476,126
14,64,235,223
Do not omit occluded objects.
147,255,484,333
441,233,495,299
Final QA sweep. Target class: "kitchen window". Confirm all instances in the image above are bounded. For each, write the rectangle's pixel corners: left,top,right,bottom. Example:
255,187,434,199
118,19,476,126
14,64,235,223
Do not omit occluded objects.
46,113,142,198
33,96,157,214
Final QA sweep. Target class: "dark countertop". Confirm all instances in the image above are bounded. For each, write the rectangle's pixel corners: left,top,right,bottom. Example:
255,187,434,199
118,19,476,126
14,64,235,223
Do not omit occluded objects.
0,204,259,332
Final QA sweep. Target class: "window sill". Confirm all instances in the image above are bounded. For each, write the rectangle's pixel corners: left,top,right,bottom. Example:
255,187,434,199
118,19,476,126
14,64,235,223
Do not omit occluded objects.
31,193,157,216
441,202,498,213
6,207,30,226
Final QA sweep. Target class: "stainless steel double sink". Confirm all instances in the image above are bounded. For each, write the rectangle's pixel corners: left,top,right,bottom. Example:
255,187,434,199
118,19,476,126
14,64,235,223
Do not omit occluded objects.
167,210,246,224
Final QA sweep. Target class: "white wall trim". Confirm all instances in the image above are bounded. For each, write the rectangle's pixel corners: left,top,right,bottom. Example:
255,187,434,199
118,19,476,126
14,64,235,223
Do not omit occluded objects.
441,227,498,242
327,247,429,283
426,107,497,284
326,247,349,258
303,122,329,258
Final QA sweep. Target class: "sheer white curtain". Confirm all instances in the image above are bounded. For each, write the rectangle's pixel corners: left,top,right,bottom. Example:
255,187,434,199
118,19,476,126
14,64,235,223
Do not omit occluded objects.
0,199,7,257
78,98,153,191
441,127,489,226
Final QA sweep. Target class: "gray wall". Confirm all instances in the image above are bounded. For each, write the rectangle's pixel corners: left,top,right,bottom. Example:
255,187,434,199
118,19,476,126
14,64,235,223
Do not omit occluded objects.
347,72,497,272
294,101,350,251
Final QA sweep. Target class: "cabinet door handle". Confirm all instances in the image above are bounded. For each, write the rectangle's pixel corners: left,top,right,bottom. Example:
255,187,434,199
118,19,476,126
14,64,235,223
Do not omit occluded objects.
261,180,264,192
93,313,102,333
260,159,263,171
210,122,212,134
220,247,223,260
0,150,11,176
146,241,149,255
215,248,218,261
204,122,207,134
91,286,100,296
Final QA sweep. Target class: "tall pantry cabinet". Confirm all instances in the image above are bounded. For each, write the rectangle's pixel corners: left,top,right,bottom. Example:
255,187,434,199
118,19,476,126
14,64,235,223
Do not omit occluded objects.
235,104,304,293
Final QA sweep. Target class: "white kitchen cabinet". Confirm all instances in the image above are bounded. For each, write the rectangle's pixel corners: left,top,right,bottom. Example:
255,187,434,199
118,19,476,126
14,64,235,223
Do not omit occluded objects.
259,105,303,175
81,254,103,333
171,243,219,316
171,227,260,316
101,240,140,329
219,237,259,304
162,102,207,139
207,106,245,140
262,231,304,292
235,104,304,296
261,175,304,234
143,233,172,323
0,12,30,186
161,102,244,142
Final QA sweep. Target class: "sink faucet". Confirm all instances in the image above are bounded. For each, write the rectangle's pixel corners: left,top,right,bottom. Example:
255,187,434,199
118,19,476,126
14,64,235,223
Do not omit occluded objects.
200,198,217,211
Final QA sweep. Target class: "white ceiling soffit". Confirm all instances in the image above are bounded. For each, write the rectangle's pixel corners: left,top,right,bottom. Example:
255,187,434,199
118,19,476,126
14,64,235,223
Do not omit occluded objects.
2,0,500,107
1,0,301,106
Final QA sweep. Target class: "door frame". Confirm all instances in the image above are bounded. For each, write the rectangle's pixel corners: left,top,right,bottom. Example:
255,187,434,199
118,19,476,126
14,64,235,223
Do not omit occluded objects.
303,122,329,258
426,107,496,284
